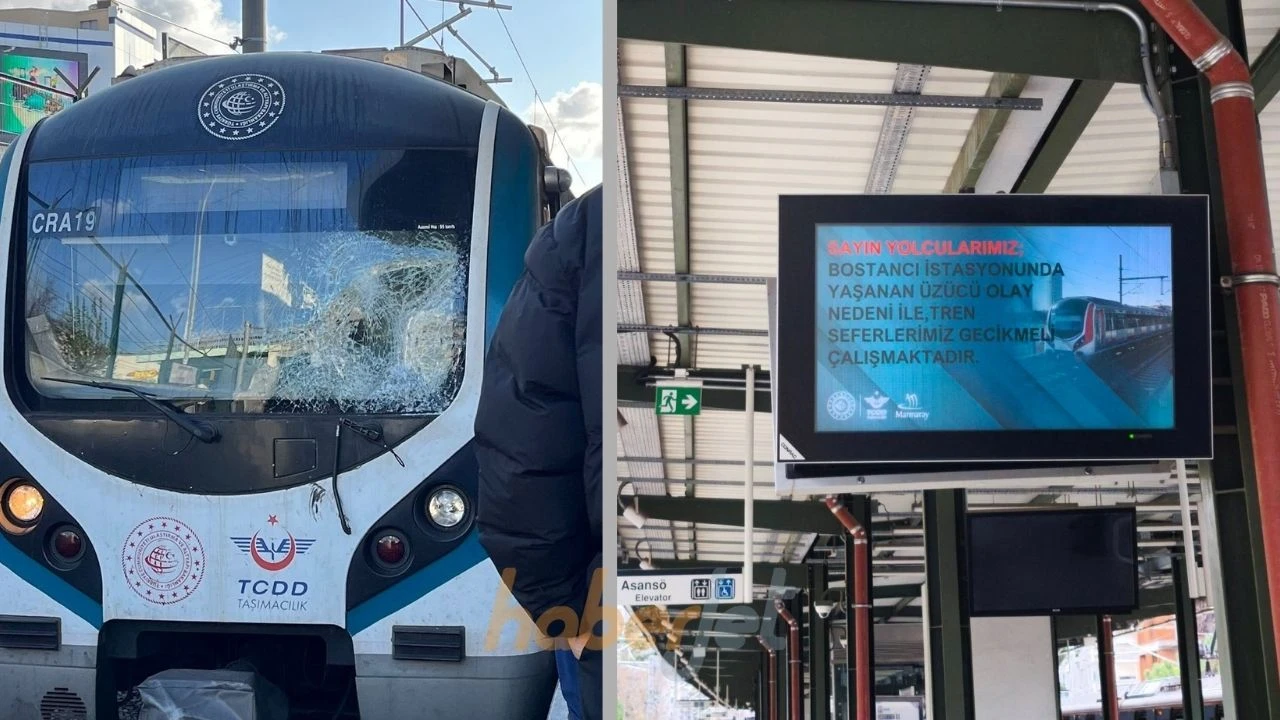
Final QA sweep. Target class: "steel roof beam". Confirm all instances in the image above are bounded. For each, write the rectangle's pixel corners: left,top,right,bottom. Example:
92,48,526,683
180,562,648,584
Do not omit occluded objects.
618,0,1145,83
866,65,932,195
619,84,1042,110
1012,79,1113,193
664,43,694,370
944,72,1030,193
1251,30,1280,111
618,365,772,412
622,496,847,533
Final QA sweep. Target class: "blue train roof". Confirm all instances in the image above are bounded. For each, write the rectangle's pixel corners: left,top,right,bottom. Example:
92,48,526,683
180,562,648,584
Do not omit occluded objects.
26,52,494,162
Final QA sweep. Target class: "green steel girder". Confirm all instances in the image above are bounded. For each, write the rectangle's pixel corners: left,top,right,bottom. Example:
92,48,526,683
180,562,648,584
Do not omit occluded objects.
945,73,1029,193
1252,31,1280,111
665,43,694,370
618,0,1145,83
618,365,771,412
1012,79,1113,194
623,495,845,533
809,564,832,720
924,490,973,720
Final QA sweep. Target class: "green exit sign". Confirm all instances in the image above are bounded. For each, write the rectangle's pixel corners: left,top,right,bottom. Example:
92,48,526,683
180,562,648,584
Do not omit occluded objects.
656,386,702,416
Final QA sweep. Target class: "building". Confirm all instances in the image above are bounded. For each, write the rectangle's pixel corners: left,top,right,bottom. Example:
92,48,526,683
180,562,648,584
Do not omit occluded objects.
0,0,208,141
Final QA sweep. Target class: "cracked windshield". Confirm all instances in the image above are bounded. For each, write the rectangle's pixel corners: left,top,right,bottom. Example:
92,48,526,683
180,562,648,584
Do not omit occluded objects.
22,149,474,414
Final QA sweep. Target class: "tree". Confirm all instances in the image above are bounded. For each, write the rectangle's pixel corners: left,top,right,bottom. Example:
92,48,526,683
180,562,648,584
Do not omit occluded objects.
1146,660,1180,680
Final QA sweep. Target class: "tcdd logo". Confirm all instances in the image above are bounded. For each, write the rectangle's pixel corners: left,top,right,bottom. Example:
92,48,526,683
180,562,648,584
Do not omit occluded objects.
230,514,316,572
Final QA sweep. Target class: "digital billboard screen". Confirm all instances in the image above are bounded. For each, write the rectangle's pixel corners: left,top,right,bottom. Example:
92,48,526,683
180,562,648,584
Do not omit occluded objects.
0,49,85,138
967,508,1139,616
775,195,1211,464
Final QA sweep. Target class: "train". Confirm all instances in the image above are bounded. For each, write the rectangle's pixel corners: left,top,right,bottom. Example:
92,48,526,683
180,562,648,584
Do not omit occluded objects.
0,52,570,718
1045,296,1172,356
1060,676,1225,720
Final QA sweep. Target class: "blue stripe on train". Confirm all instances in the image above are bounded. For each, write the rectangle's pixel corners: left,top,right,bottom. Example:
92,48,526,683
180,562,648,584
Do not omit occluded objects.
0,528,103,628
345,108,539,633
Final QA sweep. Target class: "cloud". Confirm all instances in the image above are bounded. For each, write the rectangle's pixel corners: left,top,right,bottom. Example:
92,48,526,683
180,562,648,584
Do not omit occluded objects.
0,0,285,53
523,80,602,190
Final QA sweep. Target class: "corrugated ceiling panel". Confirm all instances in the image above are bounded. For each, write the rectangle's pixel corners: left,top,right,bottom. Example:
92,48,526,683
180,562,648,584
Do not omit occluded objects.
658,414,689,485
1047,84,1159,195
683,48,898,288
620,41,678,345
690,409,776,493
1244,0,1280,62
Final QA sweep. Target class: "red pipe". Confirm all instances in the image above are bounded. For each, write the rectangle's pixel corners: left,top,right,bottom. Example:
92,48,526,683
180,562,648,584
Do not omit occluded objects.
825,497,871,720
774,600,802,720
1135,0,1280,679
1100,616,1119,720
756,635,778,720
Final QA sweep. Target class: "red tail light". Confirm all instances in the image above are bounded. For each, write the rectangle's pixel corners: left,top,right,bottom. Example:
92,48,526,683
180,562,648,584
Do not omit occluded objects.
374,533,407,566
53,527,84,560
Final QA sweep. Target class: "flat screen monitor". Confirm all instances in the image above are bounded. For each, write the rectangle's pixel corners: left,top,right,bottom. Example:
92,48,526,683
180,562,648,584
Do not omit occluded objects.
775,194,1211,464
967,507,1139,617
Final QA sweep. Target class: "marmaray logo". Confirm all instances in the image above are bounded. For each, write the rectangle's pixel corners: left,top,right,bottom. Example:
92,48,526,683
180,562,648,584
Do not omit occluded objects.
896,392,930,421
863,391,890,420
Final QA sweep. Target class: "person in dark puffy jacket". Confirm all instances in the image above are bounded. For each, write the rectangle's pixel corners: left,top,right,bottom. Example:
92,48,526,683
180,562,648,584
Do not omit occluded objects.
475,184,602,720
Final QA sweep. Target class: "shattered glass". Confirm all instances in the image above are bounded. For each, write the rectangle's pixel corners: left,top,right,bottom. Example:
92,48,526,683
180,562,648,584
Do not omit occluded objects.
20,149,476,415
268,231,468,414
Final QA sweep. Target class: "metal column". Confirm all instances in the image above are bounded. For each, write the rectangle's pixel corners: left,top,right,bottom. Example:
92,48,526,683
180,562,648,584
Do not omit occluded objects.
744,364,756,600
923,490,974,720
1166,5,1280,713
1174,556,1206,720
241,0,267,53
1099,616,1119,720
843,532,857,718
809,563,832,720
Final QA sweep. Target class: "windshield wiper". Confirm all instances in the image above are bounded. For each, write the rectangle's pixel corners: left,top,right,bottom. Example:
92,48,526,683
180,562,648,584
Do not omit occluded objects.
42,377,220,443
330,418,406,535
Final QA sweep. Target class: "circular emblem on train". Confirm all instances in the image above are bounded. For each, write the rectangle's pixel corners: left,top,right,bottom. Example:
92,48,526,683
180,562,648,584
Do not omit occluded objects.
122,517,205,605
827,390,857,421
198,74,285,140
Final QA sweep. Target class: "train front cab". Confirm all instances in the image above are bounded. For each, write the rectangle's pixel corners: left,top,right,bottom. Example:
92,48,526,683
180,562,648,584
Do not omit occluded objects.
0,53,562,719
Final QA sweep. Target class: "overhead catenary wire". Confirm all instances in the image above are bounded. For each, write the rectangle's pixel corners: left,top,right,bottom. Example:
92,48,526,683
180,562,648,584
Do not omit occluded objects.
113,1,238,50
495,10,588,188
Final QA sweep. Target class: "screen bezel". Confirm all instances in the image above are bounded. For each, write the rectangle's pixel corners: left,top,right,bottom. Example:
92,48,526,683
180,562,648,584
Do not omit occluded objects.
776,194,1212,464
964,506,1140,617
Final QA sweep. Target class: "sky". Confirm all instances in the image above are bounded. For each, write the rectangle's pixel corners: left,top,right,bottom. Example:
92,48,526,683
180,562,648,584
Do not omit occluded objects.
0,0,603,188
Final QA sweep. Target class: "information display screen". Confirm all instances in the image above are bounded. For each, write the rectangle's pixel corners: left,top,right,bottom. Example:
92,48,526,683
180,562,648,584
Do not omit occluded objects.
776,195,1211,464
967,508,1139,616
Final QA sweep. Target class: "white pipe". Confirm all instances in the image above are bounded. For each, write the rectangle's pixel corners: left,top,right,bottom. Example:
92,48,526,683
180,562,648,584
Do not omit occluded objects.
1176,459,1201,598
920,580,933,720
1196,464,1237,720
744,364,756,601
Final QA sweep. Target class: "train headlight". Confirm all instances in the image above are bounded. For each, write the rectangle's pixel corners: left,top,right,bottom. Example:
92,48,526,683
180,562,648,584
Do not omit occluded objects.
3,481,44,527
426,487,467,529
